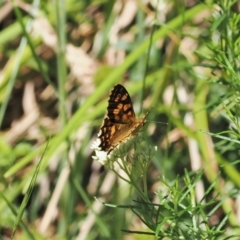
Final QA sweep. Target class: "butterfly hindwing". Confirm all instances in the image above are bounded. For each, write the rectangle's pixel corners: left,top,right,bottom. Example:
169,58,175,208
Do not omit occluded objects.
98,117,121,151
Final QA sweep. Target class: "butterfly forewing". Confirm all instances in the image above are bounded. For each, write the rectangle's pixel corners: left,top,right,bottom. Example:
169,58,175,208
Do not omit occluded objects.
107,84,136,124
98,84,150,153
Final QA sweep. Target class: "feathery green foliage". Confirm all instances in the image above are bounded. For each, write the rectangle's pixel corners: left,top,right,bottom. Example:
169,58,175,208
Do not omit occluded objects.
0,0,239,239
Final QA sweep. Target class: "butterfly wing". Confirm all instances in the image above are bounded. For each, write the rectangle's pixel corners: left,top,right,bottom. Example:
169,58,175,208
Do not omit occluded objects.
97,84,148,153
98,117,122,151
107,84,136,124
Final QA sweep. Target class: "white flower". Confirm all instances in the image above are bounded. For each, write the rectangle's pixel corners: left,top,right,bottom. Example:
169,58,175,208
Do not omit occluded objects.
91,138,109,165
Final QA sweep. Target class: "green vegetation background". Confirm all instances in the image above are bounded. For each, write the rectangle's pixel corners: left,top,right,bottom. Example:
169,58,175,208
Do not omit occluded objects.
0,0,240,239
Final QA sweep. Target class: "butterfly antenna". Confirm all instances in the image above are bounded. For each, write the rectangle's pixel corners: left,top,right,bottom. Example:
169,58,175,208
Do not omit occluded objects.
146,120,168,125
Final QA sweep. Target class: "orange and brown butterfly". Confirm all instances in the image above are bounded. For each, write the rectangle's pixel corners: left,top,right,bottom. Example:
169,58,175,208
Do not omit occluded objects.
97,84,151,154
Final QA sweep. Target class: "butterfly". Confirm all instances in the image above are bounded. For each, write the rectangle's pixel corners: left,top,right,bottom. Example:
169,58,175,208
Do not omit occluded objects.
97,84,151,154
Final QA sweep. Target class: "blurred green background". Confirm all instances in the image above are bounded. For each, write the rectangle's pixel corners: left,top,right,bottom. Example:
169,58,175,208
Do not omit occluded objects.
0,0,240,239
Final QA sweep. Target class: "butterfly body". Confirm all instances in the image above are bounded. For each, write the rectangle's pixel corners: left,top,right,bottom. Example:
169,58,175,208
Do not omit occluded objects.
98,84,150,153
